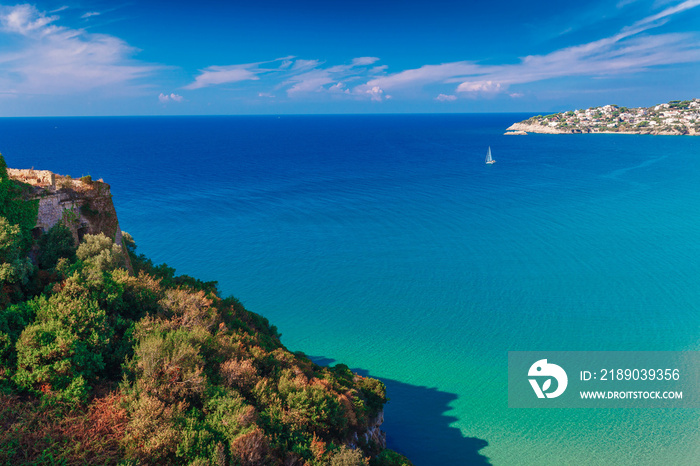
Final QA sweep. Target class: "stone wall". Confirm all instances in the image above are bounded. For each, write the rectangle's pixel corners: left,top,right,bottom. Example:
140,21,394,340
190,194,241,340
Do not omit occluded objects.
7,168,56,187
9,168,131,271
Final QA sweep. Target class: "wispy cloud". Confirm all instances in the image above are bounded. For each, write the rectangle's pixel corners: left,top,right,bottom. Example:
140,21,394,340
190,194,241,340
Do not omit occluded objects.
183,57,302,90
184,56,388,99
282,58,383,96
184,66,260,90
0,4,158,95
3,0,697,109
1,4,59,35
182,0,699,105
337,0,700,100
352,57,380,66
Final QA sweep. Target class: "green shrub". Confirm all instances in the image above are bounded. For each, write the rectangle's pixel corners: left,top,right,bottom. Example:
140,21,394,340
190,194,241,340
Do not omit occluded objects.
354,377,387,419
277,373,348,437
330,446,369,466
159,288,217,331
0,154,39,251
122,393,185,462
1,227,395,464
220,357,259,393
13,290,111,404
175,415,219,464
76,233,126,276
133,329,207,404
371,449,414,466
38,223,76,269
14,320,97,403
0,300,39,385
0,217,35,287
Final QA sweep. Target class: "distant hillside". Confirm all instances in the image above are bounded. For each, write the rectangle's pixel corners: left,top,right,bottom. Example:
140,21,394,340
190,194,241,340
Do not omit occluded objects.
505,99,700,135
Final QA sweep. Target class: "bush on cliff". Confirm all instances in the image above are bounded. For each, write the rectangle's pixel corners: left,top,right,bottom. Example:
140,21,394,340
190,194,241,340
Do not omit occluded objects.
37,223,76,270
0,217,34,288
0,154,38,252
0,230,402,465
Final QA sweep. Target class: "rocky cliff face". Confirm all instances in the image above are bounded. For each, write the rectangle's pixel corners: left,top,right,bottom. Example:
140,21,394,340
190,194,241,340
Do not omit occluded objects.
348,409,387,452
8,168,131,270
506,122,572,134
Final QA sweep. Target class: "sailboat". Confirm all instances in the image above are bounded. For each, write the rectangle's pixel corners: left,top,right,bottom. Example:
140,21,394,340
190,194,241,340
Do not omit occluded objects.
485,146,496,164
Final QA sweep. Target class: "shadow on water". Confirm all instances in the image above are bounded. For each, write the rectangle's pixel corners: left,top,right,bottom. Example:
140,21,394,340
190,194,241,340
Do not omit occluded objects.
310,356,491,466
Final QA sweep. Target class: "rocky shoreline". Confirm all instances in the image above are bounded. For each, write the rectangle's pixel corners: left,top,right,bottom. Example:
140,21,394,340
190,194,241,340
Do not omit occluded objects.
504,122,698,136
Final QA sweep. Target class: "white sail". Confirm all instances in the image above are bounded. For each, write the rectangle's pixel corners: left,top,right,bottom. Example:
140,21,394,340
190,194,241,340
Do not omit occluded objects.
485,146,495,164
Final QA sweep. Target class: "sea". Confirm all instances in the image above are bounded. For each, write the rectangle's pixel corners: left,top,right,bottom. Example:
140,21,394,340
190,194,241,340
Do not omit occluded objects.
2,114,699,465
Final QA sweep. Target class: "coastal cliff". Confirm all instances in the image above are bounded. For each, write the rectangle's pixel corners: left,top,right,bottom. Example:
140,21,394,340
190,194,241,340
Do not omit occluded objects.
0,157,411,466
505,98,700,135
7,168,132,271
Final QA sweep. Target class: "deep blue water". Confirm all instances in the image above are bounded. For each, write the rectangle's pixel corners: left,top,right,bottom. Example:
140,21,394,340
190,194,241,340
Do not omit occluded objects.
2,115,700,465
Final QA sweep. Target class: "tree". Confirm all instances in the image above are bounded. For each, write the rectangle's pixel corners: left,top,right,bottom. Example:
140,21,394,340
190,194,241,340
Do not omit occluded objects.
76,233,126,273
0,153,39,251
38,223,76,269
0,217,34,286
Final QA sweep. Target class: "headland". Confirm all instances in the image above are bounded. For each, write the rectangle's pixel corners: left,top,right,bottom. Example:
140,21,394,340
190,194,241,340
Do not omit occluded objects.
505,98,700,135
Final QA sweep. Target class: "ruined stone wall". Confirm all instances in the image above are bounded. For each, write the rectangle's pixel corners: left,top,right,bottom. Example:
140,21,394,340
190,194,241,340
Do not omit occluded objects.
33,187,121,243
9,169,131,271
7,168,56,187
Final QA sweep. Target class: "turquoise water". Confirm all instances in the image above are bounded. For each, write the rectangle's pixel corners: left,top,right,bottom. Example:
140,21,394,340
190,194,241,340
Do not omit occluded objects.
2,115,700,464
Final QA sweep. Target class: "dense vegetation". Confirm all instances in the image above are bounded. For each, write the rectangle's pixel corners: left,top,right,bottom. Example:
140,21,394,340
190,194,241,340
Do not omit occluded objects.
0,155,412,466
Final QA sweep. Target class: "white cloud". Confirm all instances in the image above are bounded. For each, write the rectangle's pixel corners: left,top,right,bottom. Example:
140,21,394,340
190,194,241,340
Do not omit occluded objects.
365,86,386,102
454,31,700,93
181,1,700,105
352,1,700,98
627,0,700,31
1,4,59,35
616,0,640,8
158,93,184,103
329,82,350,94
185,57,307,90
291,59,321,71
285,68,333,94
279,57,387,98
184,66,259,90
456,80,503,93
360,62,484,92
81,12,100,19
185,56,389,100
435,93,457,101
0,4,157,95
352,57,380,66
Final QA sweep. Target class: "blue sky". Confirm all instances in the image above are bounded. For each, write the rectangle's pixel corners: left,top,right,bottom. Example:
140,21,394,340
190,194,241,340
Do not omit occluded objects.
0,0,699,115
